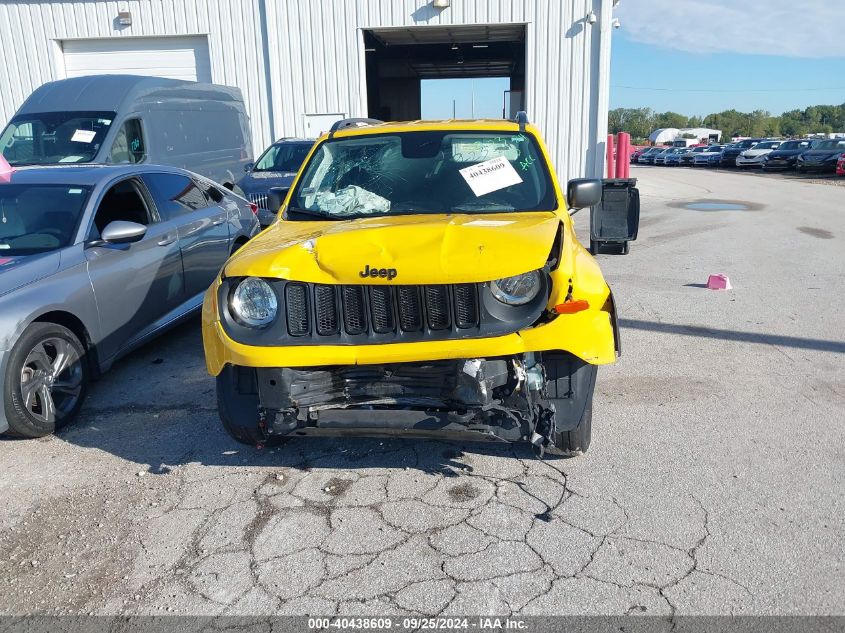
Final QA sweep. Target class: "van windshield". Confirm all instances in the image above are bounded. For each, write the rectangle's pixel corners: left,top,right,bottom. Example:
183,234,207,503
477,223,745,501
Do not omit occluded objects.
0,111,116,166
288,131,556,220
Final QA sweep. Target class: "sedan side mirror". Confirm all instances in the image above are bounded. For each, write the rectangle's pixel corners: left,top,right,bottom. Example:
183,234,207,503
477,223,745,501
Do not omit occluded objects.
101,220,147,244
244,162,254,173
267,187,290,212
566,178,603,214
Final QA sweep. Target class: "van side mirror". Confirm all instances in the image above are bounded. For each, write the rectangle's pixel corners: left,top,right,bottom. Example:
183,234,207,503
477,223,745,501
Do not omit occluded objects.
566,178,602,214
100,220,147,245
267,187,289,212
244,162,254,173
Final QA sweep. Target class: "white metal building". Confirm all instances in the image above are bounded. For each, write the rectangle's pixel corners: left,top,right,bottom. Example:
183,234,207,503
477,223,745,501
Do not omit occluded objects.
0,0,618,181
649,127,722,145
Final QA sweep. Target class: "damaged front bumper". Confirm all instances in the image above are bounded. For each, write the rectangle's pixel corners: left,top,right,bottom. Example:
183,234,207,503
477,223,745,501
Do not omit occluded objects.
218,355,556,444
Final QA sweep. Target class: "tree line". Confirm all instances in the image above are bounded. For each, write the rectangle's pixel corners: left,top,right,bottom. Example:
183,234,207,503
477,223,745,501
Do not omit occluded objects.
608,104,845,143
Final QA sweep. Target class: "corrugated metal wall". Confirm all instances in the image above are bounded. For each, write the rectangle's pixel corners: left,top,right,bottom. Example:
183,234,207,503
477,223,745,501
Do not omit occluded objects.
0,0,613,181
264,0,612,180
0,0,272,155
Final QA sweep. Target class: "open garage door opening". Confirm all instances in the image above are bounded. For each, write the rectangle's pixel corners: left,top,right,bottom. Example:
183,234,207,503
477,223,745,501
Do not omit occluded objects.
363,24,526,122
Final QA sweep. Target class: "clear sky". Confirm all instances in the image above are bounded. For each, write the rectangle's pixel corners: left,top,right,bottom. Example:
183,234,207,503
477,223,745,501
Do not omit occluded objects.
419,0,845,120
421,78,510,119
611,0,845,116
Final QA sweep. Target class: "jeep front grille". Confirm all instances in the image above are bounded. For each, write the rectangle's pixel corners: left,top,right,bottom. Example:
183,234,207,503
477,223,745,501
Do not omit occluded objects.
296,283,479,337
220,276,549,346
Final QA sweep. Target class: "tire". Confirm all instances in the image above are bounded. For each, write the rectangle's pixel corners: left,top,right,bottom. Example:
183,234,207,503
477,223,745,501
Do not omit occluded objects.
590,239,600,255
541,352,598,456
216,366,282,447
620,241,630,255
3,322,89,438
217,386,268,446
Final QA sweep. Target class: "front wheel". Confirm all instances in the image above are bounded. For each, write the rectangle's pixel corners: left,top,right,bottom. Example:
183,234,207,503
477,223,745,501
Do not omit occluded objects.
3,323,89,438
541,352,598,456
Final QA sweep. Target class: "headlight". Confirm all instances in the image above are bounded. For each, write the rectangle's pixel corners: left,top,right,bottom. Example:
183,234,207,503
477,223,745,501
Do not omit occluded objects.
490,271,542,306
230,277,277,327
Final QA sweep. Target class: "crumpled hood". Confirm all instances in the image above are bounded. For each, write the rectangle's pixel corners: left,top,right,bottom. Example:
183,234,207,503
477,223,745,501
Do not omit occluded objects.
0,252,61,298
224,212,561,284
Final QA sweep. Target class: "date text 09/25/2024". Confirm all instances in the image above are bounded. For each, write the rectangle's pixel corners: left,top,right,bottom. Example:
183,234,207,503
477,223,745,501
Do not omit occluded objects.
307,617,528,630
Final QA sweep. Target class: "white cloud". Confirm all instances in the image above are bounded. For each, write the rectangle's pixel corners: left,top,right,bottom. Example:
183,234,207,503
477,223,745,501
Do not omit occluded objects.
615,0,845,58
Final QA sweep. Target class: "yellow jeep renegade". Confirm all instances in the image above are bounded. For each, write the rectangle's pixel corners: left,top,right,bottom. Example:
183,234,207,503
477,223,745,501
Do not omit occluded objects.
202,115,623,456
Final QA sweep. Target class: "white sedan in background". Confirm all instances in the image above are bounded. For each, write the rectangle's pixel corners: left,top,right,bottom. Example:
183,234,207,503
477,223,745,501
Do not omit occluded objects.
736,140,782,168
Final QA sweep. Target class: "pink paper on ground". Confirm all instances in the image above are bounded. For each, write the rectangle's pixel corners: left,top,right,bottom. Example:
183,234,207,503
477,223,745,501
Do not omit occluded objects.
706,274,732,290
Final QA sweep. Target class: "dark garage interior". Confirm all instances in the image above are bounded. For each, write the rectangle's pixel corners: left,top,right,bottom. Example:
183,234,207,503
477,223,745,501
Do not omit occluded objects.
364,24,527,121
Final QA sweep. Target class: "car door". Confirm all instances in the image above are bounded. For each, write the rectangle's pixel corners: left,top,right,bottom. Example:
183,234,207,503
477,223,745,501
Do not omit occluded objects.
84,176,185,362
141,172,230,298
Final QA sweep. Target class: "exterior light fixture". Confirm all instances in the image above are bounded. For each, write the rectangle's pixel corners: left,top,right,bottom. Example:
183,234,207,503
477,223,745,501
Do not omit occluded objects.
117,10,132,26
586,11,597,24
433,0,450,8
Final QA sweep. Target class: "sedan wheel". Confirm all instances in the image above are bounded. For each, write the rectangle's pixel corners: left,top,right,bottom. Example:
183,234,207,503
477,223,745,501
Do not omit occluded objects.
3,323,89,438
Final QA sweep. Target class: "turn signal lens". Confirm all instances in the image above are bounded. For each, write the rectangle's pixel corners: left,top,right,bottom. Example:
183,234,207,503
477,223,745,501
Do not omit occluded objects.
553,300,589,314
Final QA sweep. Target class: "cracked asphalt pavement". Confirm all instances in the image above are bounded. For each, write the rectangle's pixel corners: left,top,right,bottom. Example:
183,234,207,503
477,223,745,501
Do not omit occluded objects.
1,167,843,617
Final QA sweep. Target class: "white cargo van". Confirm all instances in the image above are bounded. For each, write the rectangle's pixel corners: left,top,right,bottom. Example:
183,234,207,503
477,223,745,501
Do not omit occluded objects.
0,75,252,190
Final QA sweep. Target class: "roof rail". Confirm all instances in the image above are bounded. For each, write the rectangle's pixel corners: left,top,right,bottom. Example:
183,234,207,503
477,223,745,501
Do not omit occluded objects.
328,117,384,138
514,111,528,132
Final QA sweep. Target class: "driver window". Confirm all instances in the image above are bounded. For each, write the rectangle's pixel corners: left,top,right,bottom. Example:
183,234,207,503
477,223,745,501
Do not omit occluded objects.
108,119,146,164
91,179,152,237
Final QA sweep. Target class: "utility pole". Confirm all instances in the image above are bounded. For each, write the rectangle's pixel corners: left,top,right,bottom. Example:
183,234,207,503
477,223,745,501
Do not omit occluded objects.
471,79,475,118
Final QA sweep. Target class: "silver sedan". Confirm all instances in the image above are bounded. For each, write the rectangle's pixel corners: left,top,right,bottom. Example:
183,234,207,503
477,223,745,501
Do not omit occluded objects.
0,164,260,437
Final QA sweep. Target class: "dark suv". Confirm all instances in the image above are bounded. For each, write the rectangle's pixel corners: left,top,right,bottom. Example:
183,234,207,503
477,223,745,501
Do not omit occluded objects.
720,139,763,167
237,139,314,226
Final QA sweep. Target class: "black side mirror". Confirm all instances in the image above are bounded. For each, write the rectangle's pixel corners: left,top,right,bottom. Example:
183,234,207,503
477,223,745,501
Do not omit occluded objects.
244,162,254,173
267,187,289,212
100,220,147,245
566,178,603,214
590,179,641,254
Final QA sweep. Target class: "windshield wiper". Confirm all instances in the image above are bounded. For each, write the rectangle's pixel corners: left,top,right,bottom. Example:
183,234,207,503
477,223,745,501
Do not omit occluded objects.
285,206,338,220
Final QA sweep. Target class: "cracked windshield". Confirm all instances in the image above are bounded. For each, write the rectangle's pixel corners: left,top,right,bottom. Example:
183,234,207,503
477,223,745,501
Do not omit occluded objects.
290,131,556,219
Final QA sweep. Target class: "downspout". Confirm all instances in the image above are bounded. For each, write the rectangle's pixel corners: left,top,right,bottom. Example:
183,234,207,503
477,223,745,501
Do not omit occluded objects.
592,0,613,178
258,0,277,142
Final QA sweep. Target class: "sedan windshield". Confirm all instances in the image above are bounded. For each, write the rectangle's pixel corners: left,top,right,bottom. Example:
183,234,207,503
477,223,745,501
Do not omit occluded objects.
754,141,780,150
0,185,91,254
0,111,115,165
289,131,556,219
813,139,845,150
778,141,809,150
254,143,312,172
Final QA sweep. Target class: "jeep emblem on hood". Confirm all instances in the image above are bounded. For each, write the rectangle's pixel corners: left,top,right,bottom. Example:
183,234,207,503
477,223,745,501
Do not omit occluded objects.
359,265,397,280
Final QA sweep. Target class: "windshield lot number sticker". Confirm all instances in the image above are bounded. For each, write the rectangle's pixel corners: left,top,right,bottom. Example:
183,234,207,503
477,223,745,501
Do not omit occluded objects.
459,156,523,197
71,129,97,143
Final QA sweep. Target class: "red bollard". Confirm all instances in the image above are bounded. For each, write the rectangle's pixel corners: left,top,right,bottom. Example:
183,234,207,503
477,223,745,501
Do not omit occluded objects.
617,132,631,179
606,134,616,179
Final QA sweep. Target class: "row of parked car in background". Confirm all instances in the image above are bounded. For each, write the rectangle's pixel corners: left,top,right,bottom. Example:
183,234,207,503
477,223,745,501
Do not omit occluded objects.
632,137,845,175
